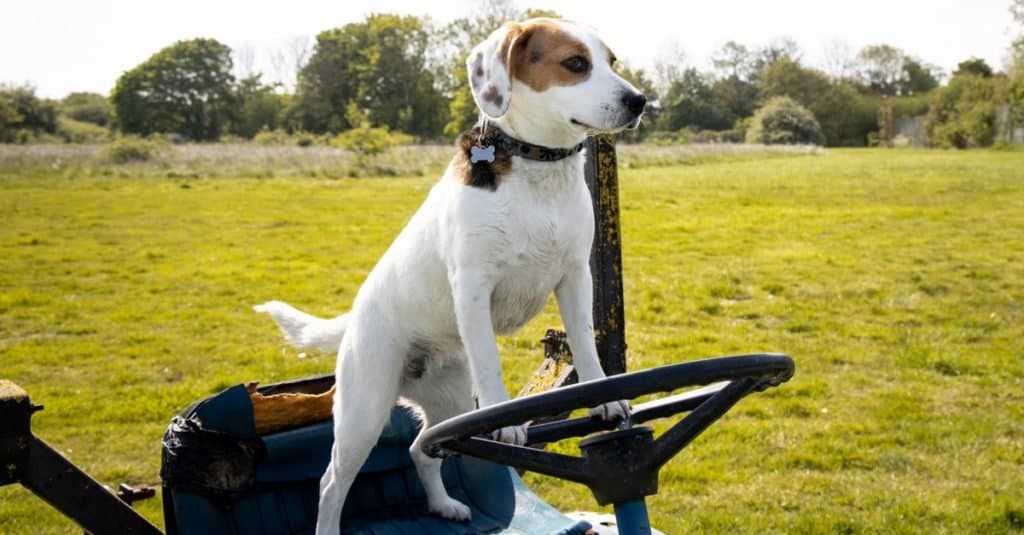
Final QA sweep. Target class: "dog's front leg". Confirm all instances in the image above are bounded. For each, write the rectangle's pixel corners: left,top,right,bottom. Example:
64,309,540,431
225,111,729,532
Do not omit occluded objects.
452,270,527,445
555,263,631,421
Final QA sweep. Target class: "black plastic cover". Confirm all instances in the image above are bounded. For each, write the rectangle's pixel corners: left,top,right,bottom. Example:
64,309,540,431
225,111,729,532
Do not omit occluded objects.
160,416,266,508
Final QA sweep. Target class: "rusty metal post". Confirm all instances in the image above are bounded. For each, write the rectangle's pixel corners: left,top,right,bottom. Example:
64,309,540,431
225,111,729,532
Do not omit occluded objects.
583,134,627,377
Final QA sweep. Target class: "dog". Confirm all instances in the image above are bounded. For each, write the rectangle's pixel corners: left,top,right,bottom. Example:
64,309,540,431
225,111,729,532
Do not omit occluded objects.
255,17,646,534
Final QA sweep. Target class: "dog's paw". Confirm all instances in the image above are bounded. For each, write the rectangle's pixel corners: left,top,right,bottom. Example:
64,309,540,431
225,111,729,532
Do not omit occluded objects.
491,424,527,445
429,496,472,522
589,399,631,422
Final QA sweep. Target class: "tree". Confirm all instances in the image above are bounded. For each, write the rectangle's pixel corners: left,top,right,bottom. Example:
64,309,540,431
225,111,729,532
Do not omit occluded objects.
813,83,879,147
953,58,993,78
652,42,689,94
520,8,561,18
293,14,446,137
711,41,754,81
111,38,237,140
710,75,758,122
233,74,286,138
61,92,112,126
0,94,22,142
855,44,940,96
746,96,825,145
1011,36,1024,79
658,68,734,132
757,57,831,108
754,58,876,146
821,39,858,80
903,58,942,93
268,35,311,92
0,84,58,142
856,44,907,96
1009,0,1024,124
926,73,1006,148
753,37,802,74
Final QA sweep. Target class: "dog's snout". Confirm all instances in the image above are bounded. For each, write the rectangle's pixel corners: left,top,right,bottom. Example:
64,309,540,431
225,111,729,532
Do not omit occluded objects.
622,92,647,116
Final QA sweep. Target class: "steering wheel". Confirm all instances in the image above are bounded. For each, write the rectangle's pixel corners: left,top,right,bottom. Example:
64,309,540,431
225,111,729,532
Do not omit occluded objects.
421,353,794,509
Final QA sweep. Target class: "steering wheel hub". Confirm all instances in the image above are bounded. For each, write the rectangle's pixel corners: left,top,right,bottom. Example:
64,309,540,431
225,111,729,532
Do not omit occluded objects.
579,426,658,505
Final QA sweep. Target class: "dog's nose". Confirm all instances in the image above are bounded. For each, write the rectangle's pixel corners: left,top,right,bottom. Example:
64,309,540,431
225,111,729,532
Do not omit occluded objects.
622,92,647,116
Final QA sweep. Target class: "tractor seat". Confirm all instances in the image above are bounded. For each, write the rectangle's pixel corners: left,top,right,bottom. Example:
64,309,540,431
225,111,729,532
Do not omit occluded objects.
161,380,592,534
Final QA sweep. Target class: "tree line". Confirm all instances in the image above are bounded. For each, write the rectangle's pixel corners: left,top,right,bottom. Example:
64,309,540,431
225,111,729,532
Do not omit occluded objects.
3,1,1024,148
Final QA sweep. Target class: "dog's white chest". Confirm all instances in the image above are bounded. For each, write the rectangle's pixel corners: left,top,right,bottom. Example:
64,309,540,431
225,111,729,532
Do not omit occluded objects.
486,169,591,333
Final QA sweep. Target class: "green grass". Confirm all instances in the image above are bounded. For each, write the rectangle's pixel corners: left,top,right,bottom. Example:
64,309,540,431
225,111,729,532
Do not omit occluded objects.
1,148,1022,533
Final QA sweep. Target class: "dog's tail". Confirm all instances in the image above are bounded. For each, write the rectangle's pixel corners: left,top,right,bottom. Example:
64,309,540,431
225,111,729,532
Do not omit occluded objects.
253,301,348,354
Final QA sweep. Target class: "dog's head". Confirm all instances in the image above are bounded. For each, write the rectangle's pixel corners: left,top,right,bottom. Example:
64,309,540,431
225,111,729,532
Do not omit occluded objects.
467,18,647,147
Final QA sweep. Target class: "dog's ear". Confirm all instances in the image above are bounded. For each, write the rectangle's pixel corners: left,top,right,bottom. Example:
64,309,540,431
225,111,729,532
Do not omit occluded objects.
467,22,524,119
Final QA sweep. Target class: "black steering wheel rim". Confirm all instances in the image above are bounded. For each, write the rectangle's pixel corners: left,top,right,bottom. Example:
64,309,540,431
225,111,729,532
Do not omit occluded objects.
420,353,794,505
422,353,793,453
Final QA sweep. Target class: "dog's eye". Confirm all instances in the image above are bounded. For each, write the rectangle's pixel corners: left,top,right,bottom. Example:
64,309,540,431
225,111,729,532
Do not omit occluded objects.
561,56,590,74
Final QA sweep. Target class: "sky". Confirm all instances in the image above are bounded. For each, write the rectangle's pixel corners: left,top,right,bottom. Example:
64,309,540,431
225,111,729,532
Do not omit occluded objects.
2,0,1020,99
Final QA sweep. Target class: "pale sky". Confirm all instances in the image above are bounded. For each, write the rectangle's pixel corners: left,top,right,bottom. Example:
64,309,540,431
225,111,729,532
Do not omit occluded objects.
2,0,1019,99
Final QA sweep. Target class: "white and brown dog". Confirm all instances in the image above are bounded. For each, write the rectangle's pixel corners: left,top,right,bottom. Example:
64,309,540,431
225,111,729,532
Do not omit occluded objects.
256,18,646,534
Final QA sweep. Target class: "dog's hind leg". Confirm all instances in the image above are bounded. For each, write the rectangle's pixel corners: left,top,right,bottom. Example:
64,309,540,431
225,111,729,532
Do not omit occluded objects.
405,359,475,522
315,327,402,535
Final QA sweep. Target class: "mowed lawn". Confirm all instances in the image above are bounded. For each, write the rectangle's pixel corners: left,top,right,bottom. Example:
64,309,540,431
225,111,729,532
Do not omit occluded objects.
1,148,1022,533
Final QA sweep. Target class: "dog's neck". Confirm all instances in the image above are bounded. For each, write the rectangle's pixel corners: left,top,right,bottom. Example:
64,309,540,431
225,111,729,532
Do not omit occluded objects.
490,108,588,150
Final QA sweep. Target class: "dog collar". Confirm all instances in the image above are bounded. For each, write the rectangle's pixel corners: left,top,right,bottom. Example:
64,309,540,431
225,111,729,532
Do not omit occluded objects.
473,124,585,163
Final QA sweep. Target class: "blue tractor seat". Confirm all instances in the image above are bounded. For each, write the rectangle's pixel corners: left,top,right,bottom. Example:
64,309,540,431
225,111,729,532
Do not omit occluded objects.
161,378,592,534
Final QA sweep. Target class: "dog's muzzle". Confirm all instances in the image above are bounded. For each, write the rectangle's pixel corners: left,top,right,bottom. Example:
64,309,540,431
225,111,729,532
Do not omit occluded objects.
620,91,647,130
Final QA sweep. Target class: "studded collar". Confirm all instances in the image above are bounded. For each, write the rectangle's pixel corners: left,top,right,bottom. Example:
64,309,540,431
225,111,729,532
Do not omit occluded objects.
475,123,585,162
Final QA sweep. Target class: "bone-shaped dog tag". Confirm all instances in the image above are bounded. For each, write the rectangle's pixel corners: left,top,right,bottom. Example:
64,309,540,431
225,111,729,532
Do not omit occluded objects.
470,145,495,164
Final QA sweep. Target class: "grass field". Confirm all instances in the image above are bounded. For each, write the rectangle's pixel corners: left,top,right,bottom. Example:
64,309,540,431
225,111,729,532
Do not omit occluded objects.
1,147,1022,533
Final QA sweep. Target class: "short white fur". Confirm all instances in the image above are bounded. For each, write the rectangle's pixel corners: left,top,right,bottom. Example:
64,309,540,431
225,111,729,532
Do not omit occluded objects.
256,18,644,535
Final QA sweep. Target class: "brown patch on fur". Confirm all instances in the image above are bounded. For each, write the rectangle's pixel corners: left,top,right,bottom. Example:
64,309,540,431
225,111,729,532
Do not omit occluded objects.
472,54,484,82
498,23,523,68
509,19,591,91
481,85,504,108
452,128,511,191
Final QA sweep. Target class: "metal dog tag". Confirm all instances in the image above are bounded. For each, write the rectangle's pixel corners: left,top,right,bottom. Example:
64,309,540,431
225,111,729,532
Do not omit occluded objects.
470,145,496,164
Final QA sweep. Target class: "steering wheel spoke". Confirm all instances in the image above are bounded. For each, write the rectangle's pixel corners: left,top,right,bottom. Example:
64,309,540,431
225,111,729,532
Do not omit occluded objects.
422,353,794,506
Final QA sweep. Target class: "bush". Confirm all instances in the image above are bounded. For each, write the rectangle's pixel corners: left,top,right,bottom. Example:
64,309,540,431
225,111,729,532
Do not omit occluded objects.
96,135,169,164
1,84,59,143
251,128,322,147
926,74,1005,149
746,97,826,146
233,80,287,138
294,131,317,147
812,85,880,147
332,126,413,160
57,116,110,143
645,130,693,145
61,92,112,126
251,128,292,146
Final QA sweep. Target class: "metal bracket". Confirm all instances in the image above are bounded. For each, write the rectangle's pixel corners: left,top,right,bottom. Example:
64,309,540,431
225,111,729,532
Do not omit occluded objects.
0,379,161,535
